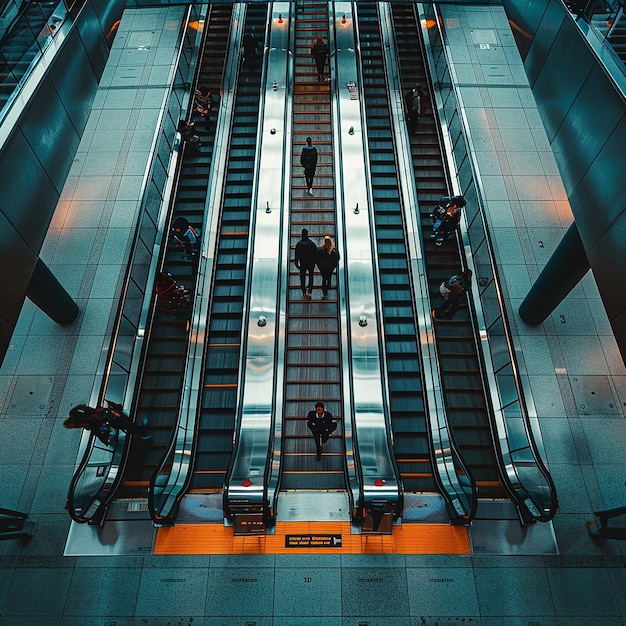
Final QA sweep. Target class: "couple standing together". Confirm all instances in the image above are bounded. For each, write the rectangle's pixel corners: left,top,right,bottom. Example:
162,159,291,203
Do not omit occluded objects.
294,229,339,300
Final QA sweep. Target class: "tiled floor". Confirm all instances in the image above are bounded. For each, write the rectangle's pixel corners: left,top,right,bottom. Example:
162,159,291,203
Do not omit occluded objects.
0,4,625,625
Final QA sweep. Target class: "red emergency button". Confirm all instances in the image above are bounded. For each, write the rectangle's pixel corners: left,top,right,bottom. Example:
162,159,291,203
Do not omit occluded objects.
374,479,385,487
242,479,252,487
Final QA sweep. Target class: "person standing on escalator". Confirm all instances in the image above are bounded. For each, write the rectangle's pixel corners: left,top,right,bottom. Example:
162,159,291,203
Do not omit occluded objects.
311,37,329,82
294,227,317,299
315,235,340,299
243,26,260,71
63,403,149,445
307,401,337,460
300,136,318,196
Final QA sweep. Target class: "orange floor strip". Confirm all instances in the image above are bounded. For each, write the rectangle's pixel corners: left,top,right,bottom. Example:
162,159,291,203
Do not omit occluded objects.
154,521,470,555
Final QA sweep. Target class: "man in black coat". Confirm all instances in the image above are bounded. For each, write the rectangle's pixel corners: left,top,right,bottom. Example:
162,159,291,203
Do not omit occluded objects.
307,401,337,460
300,136,318,196
294,228,317,299
243,27,259,71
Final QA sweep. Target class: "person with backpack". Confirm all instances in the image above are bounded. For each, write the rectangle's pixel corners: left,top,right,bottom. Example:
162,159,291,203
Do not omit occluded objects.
431,195,466,246
177,119,201,152
432,269,472,320
64,403,149,445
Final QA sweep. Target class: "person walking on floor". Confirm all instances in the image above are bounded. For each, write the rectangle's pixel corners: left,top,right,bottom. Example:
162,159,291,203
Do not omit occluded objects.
307,401,337,460
294,227,317,299
64,403,149,445
300,136,318,196
432,269,472,320
311,37,329,81
316,235,340,299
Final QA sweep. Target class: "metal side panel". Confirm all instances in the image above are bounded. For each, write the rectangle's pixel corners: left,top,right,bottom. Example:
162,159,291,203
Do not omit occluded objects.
226,3,293,518
332,2,400,525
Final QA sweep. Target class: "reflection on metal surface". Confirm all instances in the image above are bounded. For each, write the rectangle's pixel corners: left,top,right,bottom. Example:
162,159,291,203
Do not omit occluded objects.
149,3,246,525
427,4,557,523
226,2,293,525
333,1,400,532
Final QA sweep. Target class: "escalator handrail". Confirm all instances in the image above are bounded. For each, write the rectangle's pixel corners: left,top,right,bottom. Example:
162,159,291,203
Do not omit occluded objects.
66,5,198,524
425,4,558,523
332,2,402,521
380,2,478,523
0,0,67,104
148,3,244,524
223,3,288,521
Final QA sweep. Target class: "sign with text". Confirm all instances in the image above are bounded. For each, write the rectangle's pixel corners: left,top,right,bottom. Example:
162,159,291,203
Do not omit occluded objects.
285,534,342,548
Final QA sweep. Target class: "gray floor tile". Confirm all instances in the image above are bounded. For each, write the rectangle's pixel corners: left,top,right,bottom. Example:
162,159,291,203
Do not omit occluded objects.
581,418,626,465
205,615,268,626
344,615,412,626
2,567,73,616
209,554,275,568
552,513,620,557
558,336,611,375
115,175,145,202
341,567,409,617
0,417,40,464
547,567,620,617
475,566,555,616
68,335,106,375
206,567,274,617
0,618,61,626
50,227,98,265
0,465,28,509
556,618,623,626
527,375,567,417
517,335,556,375
141,554,210,568
551,299,595,336
537,417,578,464
406,566,478,616
340,554,406,568
481,618,558,626
29,464,75,514
89,263,125,298
135,567,208,616
593,463,626,510
64,567,141,615
15,336,67,375
273,566,340,617
549,463,593,514
130,618,203,626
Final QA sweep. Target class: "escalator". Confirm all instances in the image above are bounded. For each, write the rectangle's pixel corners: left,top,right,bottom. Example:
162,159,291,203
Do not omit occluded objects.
109,5,233,510
188,3,269,494
278,1,344,493
355,3,436,497
391,3,506,501
0,0,59,105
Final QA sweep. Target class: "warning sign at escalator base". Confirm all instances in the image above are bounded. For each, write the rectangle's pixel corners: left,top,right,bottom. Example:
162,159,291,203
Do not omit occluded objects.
285,534,342,548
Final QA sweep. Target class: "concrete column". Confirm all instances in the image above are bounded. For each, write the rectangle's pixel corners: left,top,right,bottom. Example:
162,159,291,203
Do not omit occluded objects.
519,223,589,325
26,258,79,324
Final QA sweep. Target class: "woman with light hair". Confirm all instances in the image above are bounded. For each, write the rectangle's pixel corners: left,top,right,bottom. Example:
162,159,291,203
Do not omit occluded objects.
315,235,340,299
